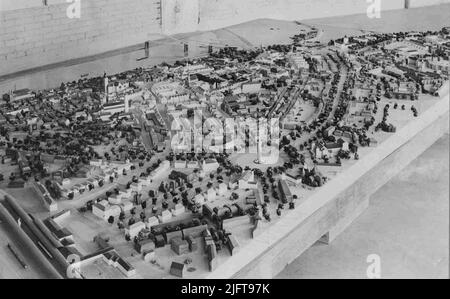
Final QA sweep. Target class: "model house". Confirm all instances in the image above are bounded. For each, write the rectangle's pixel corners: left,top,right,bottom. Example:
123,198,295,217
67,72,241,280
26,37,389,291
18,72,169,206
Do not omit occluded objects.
202,159,220,173
93,200,121,221
194,194,205,205
126,221,146,238
146,216,160,229
170,261,186,278
206,188,217,201
170,237,190,255
238,171,258,190
159,210,173,223
171,203,186,217
284,171,303,185
218,183,228,196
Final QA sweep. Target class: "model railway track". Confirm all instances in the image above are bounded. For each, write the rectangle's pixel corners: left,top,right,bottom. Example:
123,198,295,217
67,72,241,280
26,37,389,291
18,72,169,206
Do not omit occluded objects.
281,78,311,121
266,87,288,119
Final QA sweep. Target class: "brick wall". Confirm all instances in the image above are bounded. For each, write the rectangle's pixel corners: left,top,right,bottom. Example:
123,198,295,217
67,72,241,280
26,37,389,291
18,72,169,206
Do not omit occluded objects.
0,0,162,76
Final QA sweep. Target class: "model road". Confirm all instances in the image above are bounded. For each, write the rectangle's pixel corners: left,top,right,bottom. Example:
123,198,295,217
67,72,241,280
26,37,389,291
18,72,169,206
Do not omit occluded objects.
132,108,154,153
296,59,349,146
281,77,312,121
267,86,289,119
0,190,63,279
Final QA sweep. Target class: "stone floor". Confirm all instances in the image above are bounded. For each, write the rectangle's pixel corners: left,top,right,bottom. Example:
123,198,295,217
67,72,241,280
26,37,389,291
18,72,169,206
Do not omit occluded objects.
277,134,449,279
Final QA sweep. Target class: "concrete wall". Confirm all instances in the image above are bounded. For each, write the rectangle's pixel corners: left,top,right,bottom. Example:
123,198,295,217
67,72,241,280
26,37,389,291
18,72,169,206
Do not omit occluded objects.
162,0,200,35
407,0,449,8
1,0,448,76
162,0,450,34
164,0,408,34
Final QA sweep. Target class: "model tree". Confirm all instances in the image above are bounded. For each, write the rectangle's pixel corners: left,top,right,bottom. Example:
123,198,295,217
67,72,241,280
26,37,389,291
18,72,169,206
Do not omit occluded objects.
140,212,146,222
119,212,125,221
2,93,10,103
117,221,124,230
158,182,166,193
162,201,169,209
231,193,239,201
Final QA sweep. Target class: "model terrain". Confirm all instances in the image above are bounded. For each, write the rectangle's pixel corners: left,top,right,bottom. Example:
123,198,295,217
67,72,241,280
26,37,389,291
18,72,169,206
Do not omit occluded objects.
0,18,449,279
